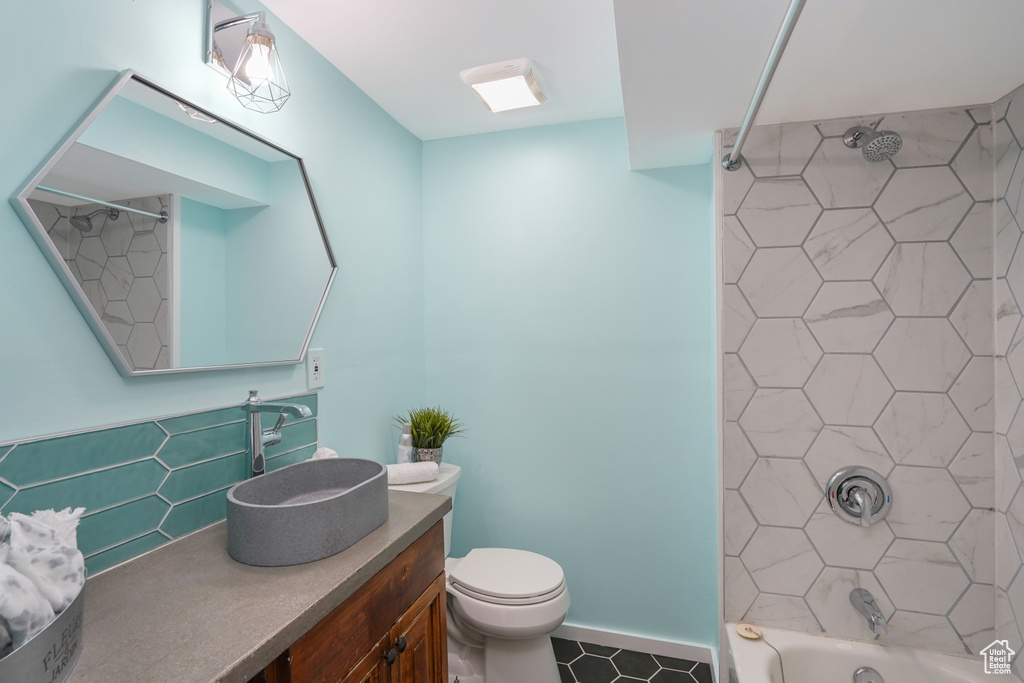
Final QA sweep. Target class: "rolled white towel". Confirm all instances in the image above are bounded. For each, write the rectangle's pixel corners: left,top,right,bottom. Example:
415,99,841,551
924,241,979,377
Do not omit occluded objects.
387,462,439,486
312,447,339,459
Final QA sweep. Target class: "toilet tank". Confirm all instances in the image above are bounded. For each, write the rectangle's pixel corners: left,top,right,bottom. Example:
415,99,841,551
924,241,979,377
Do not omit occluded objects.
388,463,460,556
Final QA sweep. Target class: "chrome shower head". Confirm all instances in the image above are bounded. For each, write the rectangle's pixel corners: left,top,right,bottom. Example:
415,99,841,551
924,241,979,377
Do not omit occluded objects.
69,207,120,233
843,120,902,162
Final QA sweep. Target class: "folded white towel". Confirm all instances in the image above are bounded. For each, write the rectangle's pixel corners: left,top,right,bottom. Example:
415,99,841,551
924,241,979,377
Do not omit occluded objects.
312,447,339,459
387,462,439,486
7,512,86,613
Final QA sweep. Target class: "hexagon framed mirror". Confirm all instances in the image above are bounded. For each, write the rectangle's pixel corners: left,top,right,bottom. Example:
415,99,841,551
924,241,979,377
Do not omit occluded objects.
11,70,336,376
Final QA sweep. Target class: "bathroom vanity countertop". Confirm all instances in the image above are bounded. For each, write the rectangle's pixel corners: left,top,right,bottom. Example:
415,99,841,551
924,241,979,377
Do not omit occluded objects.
66,490,451,683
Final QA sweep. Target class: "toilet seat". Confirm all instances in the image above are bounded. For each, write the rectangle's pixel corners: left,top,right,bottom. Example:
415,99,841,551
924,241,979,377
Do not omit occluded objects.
448,548,565,606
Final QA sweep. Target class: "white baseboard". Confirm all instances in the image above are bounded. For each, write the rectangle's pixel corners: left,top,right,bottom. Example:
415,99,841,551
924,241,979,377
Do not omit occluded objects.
551,622,714,665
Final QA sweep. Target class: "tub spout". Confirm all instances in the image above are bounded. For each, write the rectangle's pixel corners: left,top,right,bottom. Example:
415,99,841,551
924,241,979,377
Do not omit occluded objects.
850,588,887,638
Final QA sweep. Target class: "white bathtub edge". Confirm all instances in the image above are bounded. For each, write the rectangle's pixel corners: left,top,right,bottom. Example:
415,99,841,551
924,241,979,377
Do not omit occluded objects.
725,621,987,683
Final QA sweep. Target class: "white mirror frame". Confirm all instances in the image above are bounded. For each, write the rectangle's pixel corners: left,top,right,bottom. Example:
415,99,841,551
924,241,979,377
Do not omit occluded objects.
10,70,337,377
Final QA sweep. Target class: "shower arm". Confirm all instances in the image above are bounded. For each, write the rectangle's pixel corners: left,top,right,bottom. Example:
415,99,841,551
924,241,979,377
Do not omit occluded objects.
722,0,807,172
36,185,168,223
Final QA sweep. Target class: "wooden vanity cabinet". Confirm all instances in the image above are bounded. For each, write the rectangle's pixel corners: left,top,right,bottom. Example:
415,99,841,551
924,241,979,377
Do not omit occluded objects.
249,521,447,683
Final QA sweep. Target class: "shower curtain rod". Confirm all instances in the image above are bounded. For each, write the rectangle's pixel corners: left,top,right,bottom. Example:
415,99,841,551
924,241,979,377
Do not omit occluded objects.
36,185,168,222
722,0,807,172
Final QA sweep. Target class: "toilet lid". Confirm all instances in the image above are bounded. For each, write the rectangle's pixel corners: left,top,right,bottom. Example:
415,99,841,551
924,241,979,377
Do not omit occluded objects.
448,548,565,604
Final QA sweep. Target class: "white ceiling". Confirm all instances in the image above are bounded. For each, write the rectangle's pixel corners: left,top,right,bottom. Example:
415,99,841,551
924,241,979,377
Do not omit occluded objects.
261,0,624,142
262,0,1024,169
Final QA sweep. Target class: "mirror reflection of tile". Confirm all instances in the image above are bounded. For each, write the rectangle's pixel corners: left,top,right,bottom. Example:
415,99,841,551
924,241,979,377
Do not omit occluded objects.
28,195,171,370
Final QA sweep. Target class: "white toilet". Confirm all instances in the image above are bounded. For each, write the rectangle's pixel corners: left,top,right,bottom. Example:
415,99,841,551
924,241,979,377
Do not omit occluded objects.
389,463,569,683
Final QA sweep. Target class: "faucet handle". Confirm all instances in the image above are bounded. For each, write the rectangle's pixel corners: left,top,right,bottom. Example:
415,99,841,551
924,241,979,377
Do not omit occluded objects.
827,467,892,528
851,488,874,527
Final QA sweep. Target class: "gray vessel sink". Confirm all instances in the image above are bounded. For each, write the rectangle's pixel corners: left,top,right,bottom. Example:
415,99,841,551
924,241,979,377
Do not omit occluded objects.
226,458,389,566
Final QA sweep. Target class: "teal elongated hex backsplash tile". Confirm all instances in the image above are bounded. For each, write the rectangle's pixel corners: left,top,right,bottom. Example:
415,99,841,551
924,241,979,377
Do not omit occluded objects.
157,406,245,435
265,419,317,459
157,422,247,469
85,532,169,575
0,422,167,486
161,487,230,538
0,480,14,508
267,444,318,472
78,496,171,556
159,452,246,503
5,460,169,514
0,393,319,574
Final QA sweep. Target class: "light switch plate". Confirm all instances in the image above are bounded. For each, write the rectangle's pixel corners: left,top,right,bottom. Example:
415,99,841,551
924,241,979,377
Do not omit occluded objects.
306,348,324,390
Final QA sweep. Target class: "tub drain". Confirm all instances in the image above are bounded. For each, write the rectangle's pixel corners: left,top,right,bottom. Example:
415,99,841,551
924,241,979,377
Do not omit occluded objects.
853,666,884,683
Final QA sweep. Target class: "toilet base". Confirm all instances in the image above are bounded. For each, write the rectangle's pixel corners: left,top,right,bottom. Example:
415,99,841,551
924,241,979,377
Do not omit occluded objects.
448,637,484,683
484,635,560,683
448,634,559,683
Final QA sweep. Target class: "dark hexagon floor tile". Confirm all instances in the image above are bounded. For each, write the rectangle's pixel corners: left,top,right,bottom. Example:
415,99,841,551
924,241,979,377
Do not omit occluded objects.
581,642,620,657
653,655,699,671
651,669,695,683
611,678,647,682
570,654,619,683
611,649,660,678
559,662,577,683
690,663,713,683
552,637,584,664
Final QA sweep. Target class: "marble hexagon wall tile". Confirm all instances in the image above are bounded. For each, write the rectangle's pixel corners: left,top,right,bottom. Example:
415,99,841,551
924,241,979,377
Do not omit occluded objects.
874,167,972,241
803,282,893,353
950,583,998,655
806,568,894,641
739,319,821,388
740,526,823,595
803,137,894,208
875,539,970,614
873,243,971,317
804,354,892,426
718,99,1016,656
889,108,975,168
738,178,821,247
803,208,893,280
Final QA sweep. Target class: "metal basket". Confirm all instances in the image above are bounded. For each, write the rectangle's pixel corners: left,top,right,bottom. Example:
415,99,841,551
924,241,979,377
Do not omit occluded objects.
0,589,84,683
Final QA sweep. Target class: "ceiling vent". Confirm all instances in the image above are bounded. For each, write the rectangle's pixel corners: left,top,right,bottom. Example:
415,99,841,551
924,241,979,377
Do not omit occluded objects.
460,58,548,113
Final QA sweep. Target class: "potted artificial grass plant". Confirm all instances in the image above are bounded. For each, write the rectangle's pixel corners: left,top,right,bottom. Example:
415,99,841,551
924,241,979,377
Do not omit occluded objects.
393,407,465,465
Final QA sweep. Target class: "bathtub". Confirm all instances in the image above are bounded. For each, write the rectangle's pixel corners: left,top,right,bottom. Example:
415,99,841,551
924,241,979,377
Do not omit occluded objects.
725,622,992,683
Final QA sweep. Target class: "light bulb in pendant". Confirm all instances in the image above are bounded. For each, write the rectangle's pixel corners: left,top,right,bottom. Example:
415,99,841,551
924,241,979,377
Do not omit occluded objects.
244,40,272,86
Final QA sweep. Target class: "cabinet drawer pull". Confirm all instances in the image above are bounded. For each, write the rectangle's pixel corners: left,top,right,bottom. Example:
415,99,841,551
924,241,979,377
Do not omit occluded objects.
396,636,408,653
385,647,398,665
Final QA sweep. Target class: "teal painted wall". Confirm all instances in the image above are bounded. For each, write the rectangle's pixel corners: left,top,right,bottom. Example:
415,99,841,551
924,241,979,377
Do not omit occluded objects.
2,1,719,650
1,1,425,456
422,118,718,646
179,198,228,366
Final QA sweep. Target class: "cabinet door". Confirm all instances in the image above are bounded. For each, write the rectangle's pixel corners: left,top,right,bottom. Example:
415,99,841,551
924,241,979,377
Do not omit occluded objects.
340,638,389,683
391,573,448,683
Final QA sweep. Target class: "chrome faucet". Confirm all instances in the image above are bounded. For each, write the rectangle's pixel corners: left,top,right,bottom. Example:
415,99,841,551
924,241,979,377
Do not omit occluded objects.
242,390,312,477
850,588,887,638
